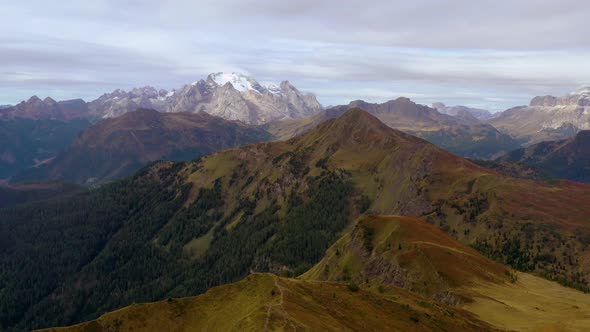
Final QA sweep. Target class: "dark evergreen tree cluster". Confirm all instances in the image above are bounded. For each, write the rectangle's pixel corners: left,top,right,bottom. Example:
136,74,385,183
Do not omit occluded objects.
0,159,356,331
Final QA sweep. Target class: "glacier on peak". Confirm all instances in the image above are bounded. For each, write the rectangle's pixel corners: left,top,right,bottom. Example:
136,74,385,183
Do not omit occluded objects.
208,72,265,93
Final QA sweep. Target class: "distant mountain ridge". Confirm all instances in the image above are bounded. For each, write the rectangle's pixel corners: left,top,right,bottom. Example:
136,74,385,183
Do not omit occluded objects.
13,109,271,185
529,87,590,107
432,102,495,121
3,73,322,125
489,87,590,145
0,96,90,121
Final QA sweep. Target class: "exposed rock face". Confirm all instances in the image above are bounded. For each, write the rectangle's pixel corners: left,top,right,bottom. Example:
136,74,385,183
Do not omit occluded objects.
2,73,322,124
89,73,322,124
489,88,590,145
163,73,322,124
529,95,559,107
530,87,590,107
87,87,170,119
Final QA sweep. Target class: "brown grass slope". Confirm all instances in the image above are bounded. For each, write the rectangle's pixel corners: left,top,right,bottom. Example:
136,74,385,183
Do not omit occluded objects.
38,273,499,332
303,215,510,303
305,215,590,332
184,108,590,289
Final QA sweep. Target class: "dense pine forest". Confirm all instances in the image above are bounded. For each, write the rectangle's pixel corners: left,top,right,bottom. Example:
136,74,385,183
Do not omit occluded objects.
0,159,358,331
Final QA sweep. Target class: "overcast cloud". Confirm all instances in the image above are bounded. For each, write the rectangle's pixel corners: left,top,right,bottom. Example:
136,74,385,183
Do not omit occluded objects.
1,0,589,111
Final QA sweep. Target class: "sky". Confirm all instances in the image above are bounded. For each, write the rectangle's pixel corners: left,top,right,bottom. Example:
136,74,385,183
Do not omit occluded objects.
1,0,589,112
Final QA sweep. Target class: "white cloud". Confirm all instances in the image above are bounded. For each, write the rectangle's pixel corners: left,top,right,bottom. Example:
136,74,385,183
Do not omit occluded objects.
0,0,588,111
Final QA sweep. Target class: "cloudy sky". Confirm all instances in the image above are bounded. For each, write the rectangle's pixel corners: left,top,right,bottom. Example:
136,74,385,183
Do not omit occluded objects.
2,0,589,111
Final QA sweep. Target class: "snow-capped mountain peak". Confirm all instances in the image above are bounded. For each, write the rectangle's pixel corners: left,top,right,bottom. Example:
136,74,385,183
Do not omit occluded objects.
83,72,322,124
208,72,265,94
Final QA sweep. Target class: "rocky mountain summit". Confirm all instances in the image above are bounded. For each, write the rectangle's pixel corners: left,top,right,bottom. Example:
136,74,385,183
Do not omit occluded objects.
529,87,590,107
489,87,590,144
162,72,322,124
87,87,170,119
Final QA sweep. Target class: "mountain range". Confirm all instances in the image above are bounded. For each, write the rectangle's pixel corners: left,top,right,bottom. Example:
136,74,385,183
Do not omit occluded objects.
267,98,520,159
4,74,590,163
2,108,590,331
4,78,590,190
4,78,590,152
489,87,590,145
0,97,90,121
2,73,322,125
3,88,523,186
